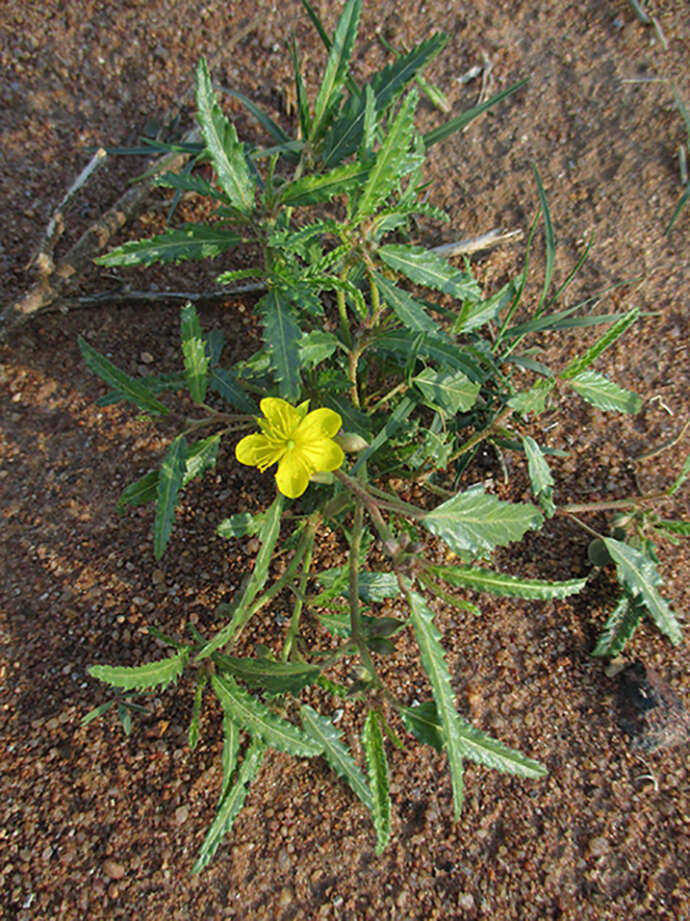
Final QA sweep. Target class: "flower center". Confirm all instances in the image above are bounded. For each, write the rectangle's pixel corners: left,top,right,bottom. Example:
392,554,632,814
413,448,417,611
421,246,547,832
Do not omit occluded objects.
286,439,296,450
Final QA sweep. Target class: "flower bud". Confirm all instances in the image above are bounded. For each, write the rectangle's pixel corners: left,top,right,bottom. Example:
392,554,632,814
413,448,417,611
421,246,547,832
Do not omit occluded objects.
336,431,370,453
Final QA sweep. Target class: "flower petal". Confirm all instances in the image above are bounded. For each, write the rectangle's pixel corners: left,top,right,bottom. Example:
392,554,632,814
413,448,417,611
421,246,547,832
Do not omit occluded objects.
235,433,285,471
259,398,301,440
275,452,311,498
296,407,342,441
298,437,344,473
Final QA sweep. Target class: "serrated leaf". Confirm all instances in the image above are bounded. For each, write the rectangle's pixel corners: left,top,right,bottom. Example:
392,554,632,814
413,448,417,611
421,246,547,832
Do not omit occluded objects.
422,485,543,558
279,161,371,206
400,701,444,751
372,271,443,336
78,336,169,415
89,648,190,692
560,308,639,380
567,370,642,414
188,671,208,750
522,435,555,517
94,225,244,267
602,538,682,645
655,519,690,537
209,367,257,414
350,396,416,474
374,329,483,380
117,470,159,512
432,565,587,600
216,656,319,695
81,699,116,728
154,169,226,202
592,592,645,657
298,330,340,369
183,434,221,484
180,302,209,404
453,280,515,334
507,379,555,417
668,454,690,497
455,715,546,778
317,611,406,640
301,705,372,810
322,33,448,166
413,368,480,414
356,88,418,218
153,435,187,560
192,738,265,874
197,495,284,660
217,511,266,539
408,592,465,818
379,244,481,301
212,674,323,756
222,87,292,145
311,0,362,139
195,57,254,214
317,569,404,603
261,289,302,402
362,711,390,854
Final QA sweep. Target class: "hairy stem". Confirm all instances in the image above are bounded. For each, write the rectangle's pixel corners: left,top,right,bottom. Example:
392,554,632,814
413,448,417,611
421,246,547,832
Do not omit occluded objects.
558,492,670,514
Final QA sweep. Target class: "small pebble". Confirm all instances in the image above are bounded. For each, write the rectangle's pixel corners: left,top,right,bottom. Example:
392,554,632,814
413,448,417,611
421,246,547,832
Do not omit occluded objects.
103,858,126,880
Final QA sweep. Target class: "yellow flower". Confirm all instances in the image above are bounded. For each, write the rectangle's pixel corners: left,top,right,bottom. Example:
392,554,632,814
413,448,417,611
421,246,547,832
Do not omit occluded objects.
235,397,344,498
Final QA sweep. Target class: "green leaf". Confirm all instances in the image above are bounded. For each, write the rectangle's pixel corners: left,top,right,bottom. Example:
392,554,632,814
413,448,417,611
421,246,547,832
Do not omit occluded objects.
507,379,555,417
379,244,481,301
94,225,244,267
154,435,187,560
89,648,190,692
568,370,642,414
667,454,690,496
192,738,265,874
78,336,169,415
362,711,391,854
372,271,443,336
261,289,302,402
374,329,483,380
592,592,645,658
298,330,340,369
196,495,284,660
560,308,639,380
400,702,444,751
215,656,320,696
455,715,546,778
322,33,448,166
217,511,266,539
154,169,226,202
212,674,323,757
311,0,362,139
317,611,406,640
531,164,555,310
452,280,515,334
183,434,221,485
350,396,416,474
522,435,555,517
355,88,418,218
181,302,209,404
209,367,257,414
413,368,480,414
431,565,587,600
602,538,682,645
665,183,690,235
655,518,690,537
300,705,372,811
422,485,543,558
188,671,208,750
278,161,371,206
408,592,465,818
195,56,255,214
220,713,241,802
423,78,528,148
221,88,292,145
117,470,159,511
288,39,312,141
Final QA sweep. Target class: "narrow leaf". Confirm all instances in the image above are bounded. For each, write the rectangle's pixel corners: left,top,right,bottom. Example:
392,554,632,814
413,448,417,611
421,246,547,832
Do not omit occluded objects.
350,396,416,474
432,565,587,600
298,330,340,369
195,56,255,214
94,225,244,267
453,280,515,334
222,88,291,145
183,434,221,485
532,163,555,310
522,435,555,517
261,289,302,401
312,0,362,138
507,379,555,417
209,367,257,413
455,715,546,778
655,519,690,537
602,538,682,645
379,244,481,301
408,592,465,818
212,674,323,757
301,705,372,810
422,485,543,558
560,308,639,380
373,271,443,335
188,671,208,750
217,511,266,539
667,454,690,496
278,161,370,206
154,435,187,560
568,370,642,414
181,302,209,404
592,592,645,657
362,711,391,854
423,78,528,148
117,470,159,511
413,368,480,414
215,656,320,695
78,336,168,415
192,738,265,873
89,648,190,692
220,714,240,802
400,702,444,751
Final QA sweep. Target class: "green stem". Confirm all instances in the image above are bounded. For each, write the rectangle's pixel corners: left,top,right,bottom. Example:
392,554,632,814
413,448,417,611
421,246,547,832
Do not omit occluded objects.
366,381,408,413
333,469,396,547
368,270,381,327
281,526,316,662
558,492,670,515
337,265,352,347
444,405,513,467
349,501,378,681
348,339,362,408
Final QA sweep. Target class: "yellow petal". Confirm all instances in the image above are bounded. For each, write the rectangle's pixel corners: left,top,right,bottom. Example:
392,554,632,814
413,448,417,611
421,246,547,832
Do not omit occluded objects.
235,433,285,471
296,407,342,441
297,436,344,473
275,452,311,498
259,397,301,440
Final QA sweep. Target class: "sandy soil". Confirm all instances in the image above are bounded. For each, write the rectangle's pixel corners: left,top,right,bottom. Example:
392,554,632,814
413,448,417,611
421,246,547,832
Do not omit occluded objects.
1,1,688,919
